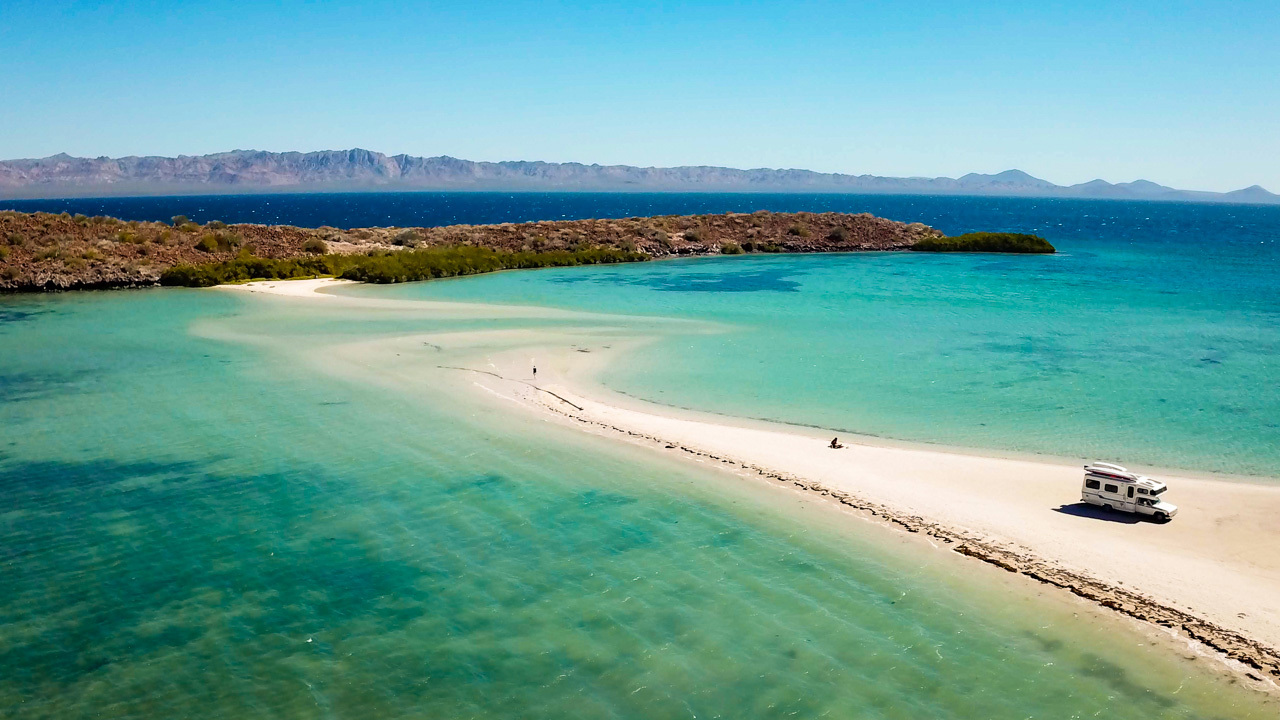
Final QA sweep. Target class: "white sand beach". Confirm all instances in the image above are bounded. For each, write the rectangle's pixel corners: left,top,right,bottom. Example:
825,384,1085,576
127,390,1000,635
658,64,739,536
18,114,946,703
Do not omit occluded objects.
478,343,1280,678
215,277,356,297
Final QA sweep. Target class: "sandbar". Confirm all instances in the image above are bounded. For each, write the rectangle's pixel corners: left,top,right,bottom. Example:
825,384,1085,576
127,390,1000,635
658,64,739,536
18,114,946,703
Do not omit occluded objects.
220,276,1280,683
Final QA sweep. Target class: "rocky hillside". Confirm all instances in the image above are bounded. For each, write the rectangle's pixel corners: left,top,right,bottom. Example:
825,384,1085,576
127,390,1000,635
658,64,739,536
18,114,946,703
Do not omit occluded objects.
0,210,940,292
2,150,1276,204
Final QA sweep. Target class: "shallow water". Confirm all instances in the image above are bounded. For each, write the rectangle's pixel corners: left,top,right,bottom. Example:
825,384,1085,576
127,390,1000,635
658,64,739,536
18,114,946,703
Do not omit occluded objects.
370,222,1280,477
1,288,1276,719
11,191,1278,474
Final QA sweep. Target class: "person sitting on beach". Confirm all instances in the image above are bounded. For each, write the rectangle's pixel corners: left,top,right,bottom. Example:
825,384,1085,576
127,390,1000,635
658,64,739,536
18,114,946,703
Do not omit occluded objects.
829,437,843,449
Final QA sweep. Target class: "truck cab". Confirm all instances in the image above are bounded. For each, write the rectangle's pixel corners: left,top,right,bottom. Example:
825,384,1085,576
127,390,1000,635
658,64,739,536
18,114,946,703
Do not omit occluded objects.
1081,462,1178,522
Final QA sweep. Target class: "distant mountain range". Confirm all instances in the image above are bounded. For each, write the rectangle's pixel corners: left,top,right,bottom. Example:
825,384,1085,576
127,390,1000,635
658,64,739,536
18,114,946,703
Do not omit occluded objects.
1,149,1276,204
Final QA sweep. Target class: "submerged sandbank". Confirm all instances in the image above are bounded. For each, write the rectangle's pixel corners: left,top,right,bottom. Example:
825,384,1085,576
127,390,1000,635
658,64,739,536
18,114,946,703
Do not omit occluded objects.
222,277,1280,684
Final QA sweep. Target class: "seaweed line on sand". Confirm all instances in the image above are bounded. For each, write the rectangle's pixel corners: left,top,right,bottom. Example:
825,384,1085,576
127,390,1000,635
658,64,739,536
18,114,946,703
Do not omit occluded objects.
438,365,584,410
497,376,1280,685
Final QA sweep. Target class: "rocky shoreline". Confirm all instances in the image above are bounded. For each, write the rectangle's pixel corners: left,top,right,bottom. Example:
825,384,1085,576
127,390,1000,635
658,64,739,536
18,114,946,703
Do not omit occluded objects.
0,209,940,292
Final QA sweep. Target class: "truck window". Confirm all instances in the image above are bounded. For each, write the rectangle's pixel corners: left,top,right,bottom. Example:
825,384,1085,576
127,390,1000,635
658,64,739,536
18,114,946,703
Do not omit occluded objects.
1127,486,1134,498
1104,484,1119,494
1085,479,1100,490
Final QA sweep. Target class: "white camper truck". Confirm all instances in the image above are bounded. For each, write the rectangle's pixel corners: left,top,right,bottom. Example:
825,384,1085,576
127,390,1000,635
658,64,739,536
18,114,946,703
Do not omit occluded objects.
1081,462,1178,521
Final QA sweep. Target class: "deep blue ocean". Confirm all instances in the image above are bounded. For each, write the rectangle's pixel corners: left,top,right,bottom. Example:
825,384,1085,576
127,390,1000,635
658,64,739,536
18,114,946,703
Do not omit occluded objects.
4,191,1279,246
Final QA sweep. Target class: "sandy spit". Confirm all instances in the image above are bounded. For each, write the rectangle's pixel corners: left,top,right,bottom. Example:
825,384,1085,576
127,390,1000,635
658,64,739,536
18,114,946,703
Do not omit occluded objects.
479,360,1280,684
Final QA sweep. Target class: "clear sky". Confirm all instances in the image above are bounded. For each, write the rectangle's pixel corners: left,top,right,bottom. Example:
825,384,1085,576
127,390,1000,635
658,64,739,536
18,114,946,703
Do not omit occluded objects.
2,0,1277,191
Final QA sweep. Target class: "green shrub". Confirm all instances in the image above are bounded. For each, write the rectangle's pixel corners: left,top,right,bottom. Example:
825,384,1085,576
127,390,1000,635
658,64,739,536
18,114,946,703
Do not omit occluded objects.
161,246,648,288
0,246,8,260
742,241,785,253
302,238,328,254
161,254,335,287
338,246,645,284
827,227,849,241
193,231,243,253
171,215,190,227
787,224,811,237
205,220,227,230
684,227,706,242
721,242,743,255
911,232,1055,254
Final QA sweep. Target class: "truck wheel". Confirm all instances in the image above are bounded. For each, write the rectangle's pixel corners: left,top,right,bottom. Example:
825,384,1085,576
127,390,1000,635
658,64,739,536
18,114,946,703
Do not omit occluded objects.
1155,512,1168,523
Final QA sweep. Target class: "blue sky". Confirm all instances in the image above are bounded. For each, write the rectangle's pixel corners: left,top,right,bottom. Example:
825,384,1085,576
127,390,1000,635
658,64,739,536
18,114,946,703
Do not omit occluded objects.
2,1,1277,191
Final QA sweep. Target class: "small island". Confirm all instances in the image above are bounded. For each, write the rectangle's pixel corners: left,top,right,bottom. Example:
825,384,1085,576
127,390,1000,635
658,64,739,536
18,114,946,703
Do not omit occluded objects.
0,209,1052,292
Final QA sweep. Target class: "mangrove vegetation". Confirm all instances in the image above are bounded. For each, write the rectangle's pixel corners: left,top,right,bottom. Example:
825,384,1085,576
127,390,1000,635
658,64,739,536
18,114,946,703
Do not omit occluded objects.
910,232,1056,253
159,246,650,287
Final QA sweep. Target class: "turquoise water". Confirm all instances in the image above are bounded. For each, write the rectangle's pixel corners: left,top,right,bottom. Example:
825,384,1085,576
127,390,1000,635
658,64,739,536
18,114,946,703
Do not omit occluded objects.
371,233,1280,477
2,288,1275,718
